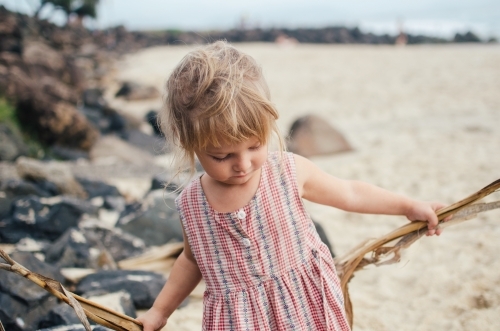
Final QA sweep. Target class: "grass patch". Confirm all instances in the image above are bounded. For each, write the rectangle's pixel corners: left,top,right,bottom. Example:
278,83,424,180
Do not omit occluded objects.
0,97,19,127
0,97,46,159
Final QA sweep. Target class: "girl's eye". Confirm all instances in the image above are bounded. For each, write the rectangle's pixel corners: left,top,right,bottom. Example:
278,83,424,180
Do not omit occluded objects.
211,155,230,162
250,145,261,150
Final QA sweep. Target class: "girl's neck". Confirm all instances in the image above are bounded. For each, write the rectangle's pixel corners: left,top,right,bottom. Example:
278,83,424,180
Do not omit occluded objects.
200,167,262,213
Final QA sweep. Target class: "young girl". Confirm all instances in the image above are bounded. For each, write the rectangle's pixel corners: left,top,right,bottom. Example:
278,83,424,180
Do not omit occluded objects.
137,41,445,331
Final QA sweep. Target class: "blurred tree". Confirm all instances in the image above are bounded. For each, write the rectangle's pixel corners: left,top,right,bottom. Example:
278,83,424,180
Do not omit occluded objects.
34,0,100,24
74,0,99,19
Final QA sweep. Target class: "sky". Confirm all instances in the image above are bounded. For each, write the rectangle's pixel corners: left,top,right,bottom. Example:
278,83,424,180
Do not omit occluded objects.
2,0,499,39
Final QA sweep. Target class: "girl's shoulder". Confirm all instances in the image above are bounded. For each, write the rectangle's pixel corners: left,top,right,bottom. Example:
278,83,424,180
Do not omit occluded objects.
175,175,201,207
266,150,299,182
267,150,295,167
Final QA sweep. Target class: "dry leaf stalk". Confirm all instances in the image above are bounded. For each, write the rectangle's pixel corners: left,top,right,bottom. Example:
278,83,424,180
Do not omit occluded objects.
0,250,143,331
335,178,500,328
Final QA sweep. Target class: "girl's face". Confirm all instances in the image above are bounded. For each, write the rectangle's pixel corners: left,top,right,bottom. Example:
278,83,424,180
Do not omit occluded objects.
195,136,268,186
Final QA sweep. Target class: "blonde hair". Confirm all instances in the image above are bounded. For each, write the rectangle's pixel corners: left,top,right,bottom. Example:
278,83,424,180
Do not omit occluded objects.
159,40,285,179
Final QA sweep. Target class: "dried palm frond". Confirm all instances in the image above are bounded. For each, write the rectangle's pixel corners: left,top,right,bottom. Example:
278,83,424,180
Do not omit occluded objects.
0,250,143,331
118,242,184,274
335,178,500,328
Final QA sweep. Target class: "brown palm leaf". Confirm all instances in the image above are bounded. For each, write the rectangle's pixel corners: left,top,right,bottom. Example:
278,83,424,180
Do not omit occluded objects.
0,250,143,331
335,178,500,329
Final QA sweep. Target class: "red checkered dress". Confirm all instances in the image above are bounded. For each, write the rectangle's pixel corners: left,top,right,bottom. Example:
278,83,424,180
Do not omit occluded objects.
176,152,350,331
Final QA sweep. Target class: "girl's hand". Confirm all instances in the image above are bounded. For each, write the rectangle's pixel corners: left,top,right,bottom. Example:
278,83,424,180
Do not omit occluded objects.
406,201,447,236
136,307,168,331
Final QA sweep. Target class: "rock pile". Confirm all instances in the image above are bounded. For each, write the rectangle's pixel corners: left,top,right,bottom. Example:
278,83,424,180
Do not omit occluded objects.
0,6,163,161
0,157,183,331
0,156,337,331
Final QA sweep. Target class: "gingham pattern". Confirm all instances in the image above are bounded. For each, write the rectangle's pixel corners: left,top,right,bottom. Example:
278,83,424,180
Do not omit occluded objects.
176,152,350,331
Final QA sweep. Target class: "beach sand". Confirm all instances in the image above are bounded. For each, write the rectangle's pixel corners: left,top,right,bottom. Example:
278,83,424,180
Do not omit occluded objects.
108,43,500,330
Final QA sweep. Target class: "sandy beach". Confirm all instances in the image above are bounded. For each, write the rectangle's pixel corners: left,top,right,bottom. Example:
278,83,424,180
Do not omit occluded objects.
107,43,500,330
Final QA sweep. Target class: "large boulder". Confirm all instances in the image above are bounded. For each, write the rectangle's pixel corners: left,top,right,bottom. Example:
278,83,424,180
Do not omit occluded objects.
0,178,57,220
39,76,79,105
0,124,28,161
37,304,83,329
0,251,65,299
89,135,154,166
22,41,65,74
44,228,98,269
0,292,58,331
116,190,183,246
0,195,97,243
313,220,335,258
145,110,163,137
0,251,64,331
79,105,127,135
0,7,22,54
75,177,121,199
76,270,166,309
114,81,160,101
0,65,32,102
119,129,167,155
287,114,353,157
16,157,87,198
82,227,146,262
16,92,99,151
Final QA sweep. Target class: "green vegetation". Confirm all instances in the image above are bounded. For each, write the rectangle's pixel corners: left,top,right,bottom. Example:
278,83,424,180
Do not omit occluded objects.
0,97,46,159
0,97,19,127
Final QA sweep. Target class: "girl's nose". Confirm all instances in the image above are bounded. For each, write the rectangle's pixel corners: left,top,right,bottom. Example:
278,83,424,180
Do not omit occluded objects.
234,155,251,172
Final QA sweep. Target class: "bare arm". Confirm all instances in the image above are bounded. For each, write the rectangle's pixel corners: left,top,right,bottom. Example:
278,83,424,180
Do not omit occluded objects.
136,228,202,331
294,154,444,235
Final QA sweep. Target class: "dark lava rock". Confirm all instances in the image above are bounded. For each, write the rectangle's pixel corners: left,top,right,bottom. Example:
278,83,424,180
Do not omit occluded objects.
37,304,82,329
117,191,183,246
1,195,97,243
0,251,64,331
50,146,89,161
82,88,107,109
119,129,167,155
82,227,146,262
150,173,178,192
0,251,65,300
115,81,160,101
44,228,97,268
0,292,58,331
145,110,163,137
79,105,126,135
102,196,126,213
313,220,335,258
0,292,27,331
75,177,121,199
76,270,166,309
0,179,55,220
0,123,28,161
